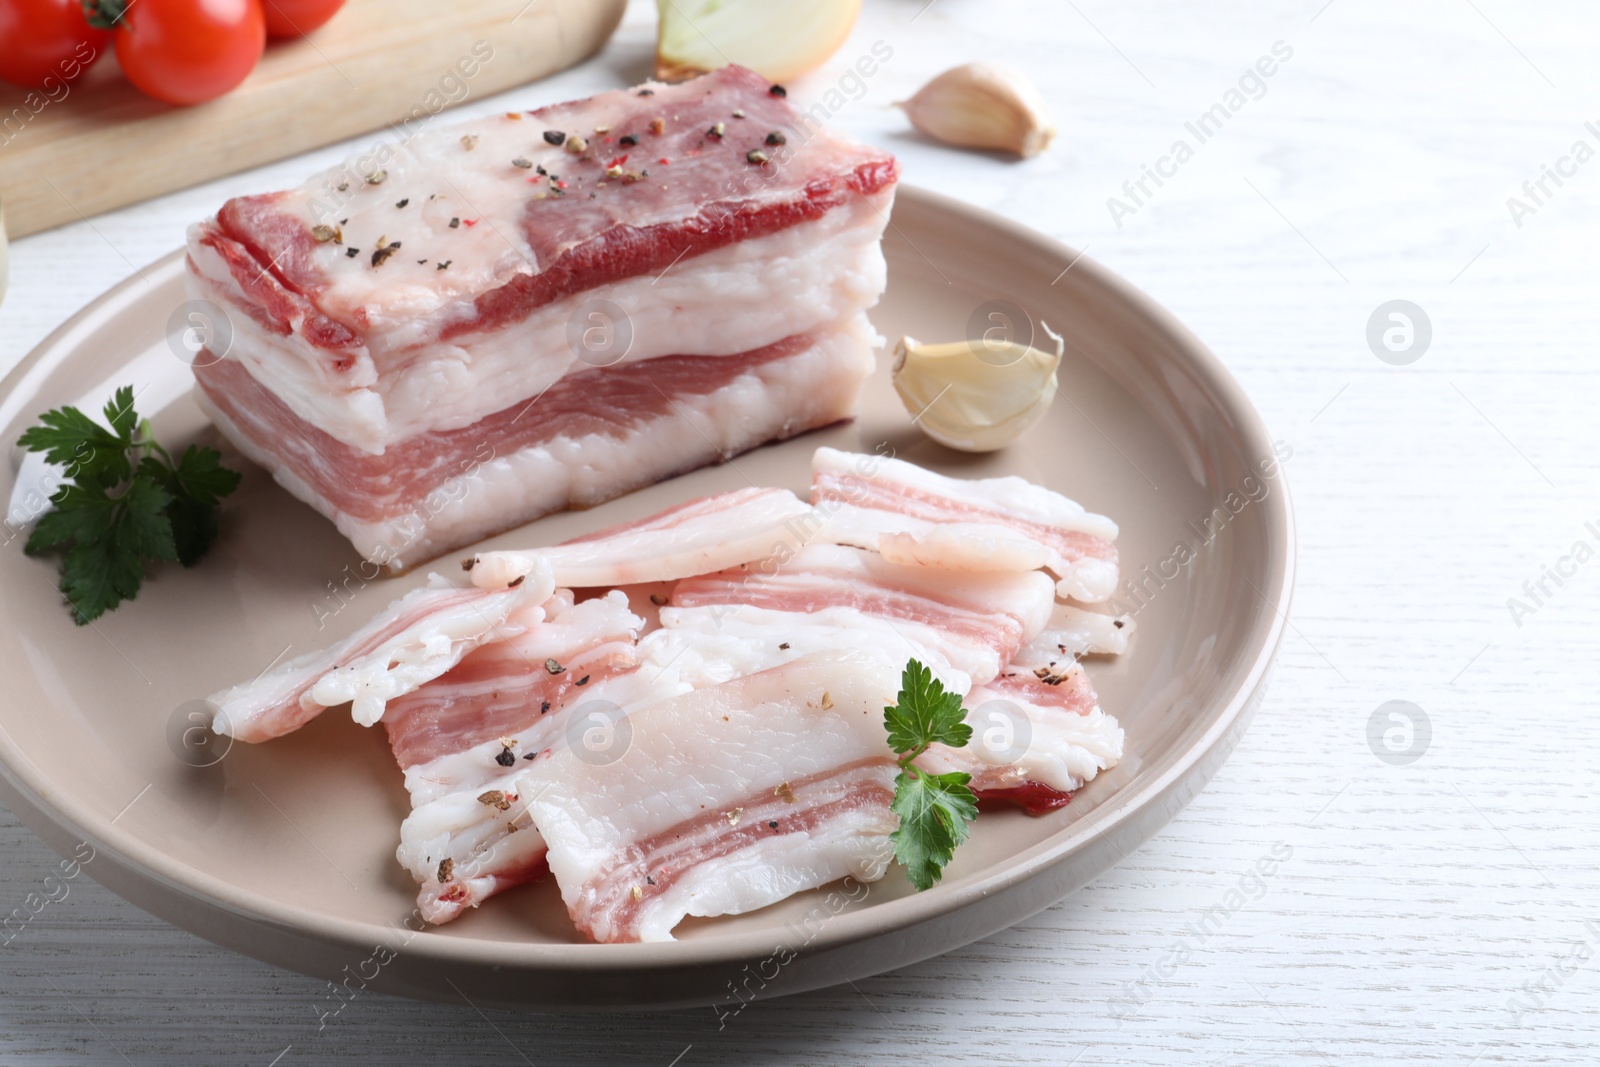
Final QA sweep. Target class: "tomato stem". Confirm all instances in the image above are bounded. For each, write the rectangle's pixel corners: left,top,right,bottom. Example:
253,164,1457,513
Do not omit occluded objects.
82,0,129,30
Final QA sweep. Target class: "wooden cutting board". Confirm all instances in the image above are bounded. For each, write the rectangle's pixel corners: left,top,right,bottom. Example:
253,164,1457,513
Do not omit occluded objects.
0,0,627,238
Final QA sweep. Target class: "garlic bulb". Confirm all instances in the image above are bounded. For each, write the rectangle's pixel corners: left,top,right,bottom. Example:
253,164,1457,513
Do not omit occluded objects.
892,322,1063,452
896,63,1055,158
655,0,862,84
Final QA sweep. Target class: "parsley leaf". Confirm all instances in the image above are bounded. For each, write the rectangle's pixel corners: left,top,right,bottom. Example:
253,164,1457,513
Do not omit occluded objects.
882,659,980,891
138,445,241,566
24,483,116,555
16,402,129,486
890,769,979,892
884,658,971,753
114,474,177,562
17,388,240,624
60,534,144,623
103,386,139,442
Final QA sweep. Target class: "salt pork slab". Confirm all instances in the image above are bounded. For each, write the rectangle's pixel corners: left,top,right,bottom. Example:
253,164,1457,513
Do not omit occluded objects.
184,65,898,569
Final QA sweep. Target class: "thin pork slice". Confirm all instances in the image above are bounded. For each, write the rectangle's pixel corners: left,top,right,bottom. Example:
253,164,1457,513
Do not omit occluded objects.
208,559,554,743
465,486,817,590
810,447,1121,602
184,64,897,450
383,590,672,923
197,316,873,571
919,667,1124,815
1013,606,1136,662
646,543,1055,692
523,650,900,943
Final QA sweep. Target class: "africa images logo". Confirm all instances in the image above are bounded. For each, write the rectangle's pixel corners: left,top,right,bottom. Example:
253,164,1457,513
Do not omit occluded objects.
1107,41,1295,228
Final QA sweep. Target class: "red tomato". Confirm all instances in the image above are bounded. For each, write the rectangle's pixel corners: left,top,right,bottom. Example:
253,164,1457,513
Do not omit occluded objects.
0,0,111,89
259,0,345,39
114,0,265,106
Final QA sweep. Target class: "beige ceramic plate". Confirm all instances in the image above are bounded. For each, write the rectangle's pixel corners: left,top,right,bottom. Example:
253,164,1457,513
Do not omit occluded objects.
0,187,1292,1011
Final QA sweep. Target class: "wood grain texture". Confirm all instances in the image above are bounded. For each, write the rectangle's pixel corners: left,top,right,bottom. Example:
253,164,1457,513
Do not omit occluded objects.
2,0,1599,1062
0,0,626,237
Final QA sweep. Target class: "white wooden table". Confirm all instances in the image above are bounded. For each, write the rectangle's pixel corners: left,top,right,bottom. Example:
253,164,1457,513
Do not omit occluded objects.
3,1,1596,1062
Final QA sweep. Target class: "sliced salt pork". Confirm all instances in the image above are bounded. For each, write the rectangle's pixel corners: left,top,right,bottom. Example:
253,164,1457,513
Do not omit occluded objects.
918,666,1123,815
465,486,818,591
207,558,554,742
810,447,1120,602
383,589,663,923
523,650,901,943
647,542,1055,692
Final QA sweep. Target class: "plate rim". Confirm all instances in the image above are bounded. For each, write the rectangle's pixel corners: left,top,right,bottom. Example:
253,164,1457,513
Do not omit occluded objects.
0,184,1295,978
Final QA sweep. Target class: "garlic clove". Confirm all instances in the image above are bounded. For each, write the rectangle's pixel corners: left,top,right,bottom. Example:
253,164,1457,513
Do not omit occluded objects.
895,62,1055,158
892,323,1063,453
655,0,862,84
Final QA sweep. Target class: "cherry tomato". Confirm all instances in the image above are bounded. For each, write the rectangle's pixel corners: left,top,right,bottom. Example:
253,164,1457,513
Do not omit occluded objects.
113,0,265,107
259,0,345,39
0,0,111,89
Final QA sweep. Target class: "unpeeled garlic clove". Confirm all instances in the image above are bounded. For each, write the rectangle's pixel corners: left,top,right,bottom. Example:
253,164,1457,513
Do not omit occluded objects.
895,62,1055,158
892,322,1063,453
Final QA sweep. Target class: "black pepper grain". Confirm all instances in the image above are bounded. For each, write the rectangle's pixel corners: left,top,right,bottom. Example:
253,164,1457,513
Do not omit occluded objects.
543,130,566,145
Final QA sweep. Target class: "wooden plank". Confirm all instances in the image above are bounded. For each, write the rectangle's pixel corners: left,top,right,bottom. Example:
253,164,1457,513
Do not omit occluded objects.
0,0,626,238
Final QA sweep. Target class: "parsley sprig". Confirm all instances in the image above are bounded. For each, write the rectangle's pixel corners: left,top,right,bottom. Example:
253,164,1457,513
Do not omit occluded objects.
18,385,241,625
884,659,980,891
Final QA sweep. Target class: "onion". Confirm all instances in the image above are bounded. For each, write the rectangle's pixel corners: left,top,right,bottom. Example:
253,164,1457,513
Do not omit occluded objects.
655,0,862,84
